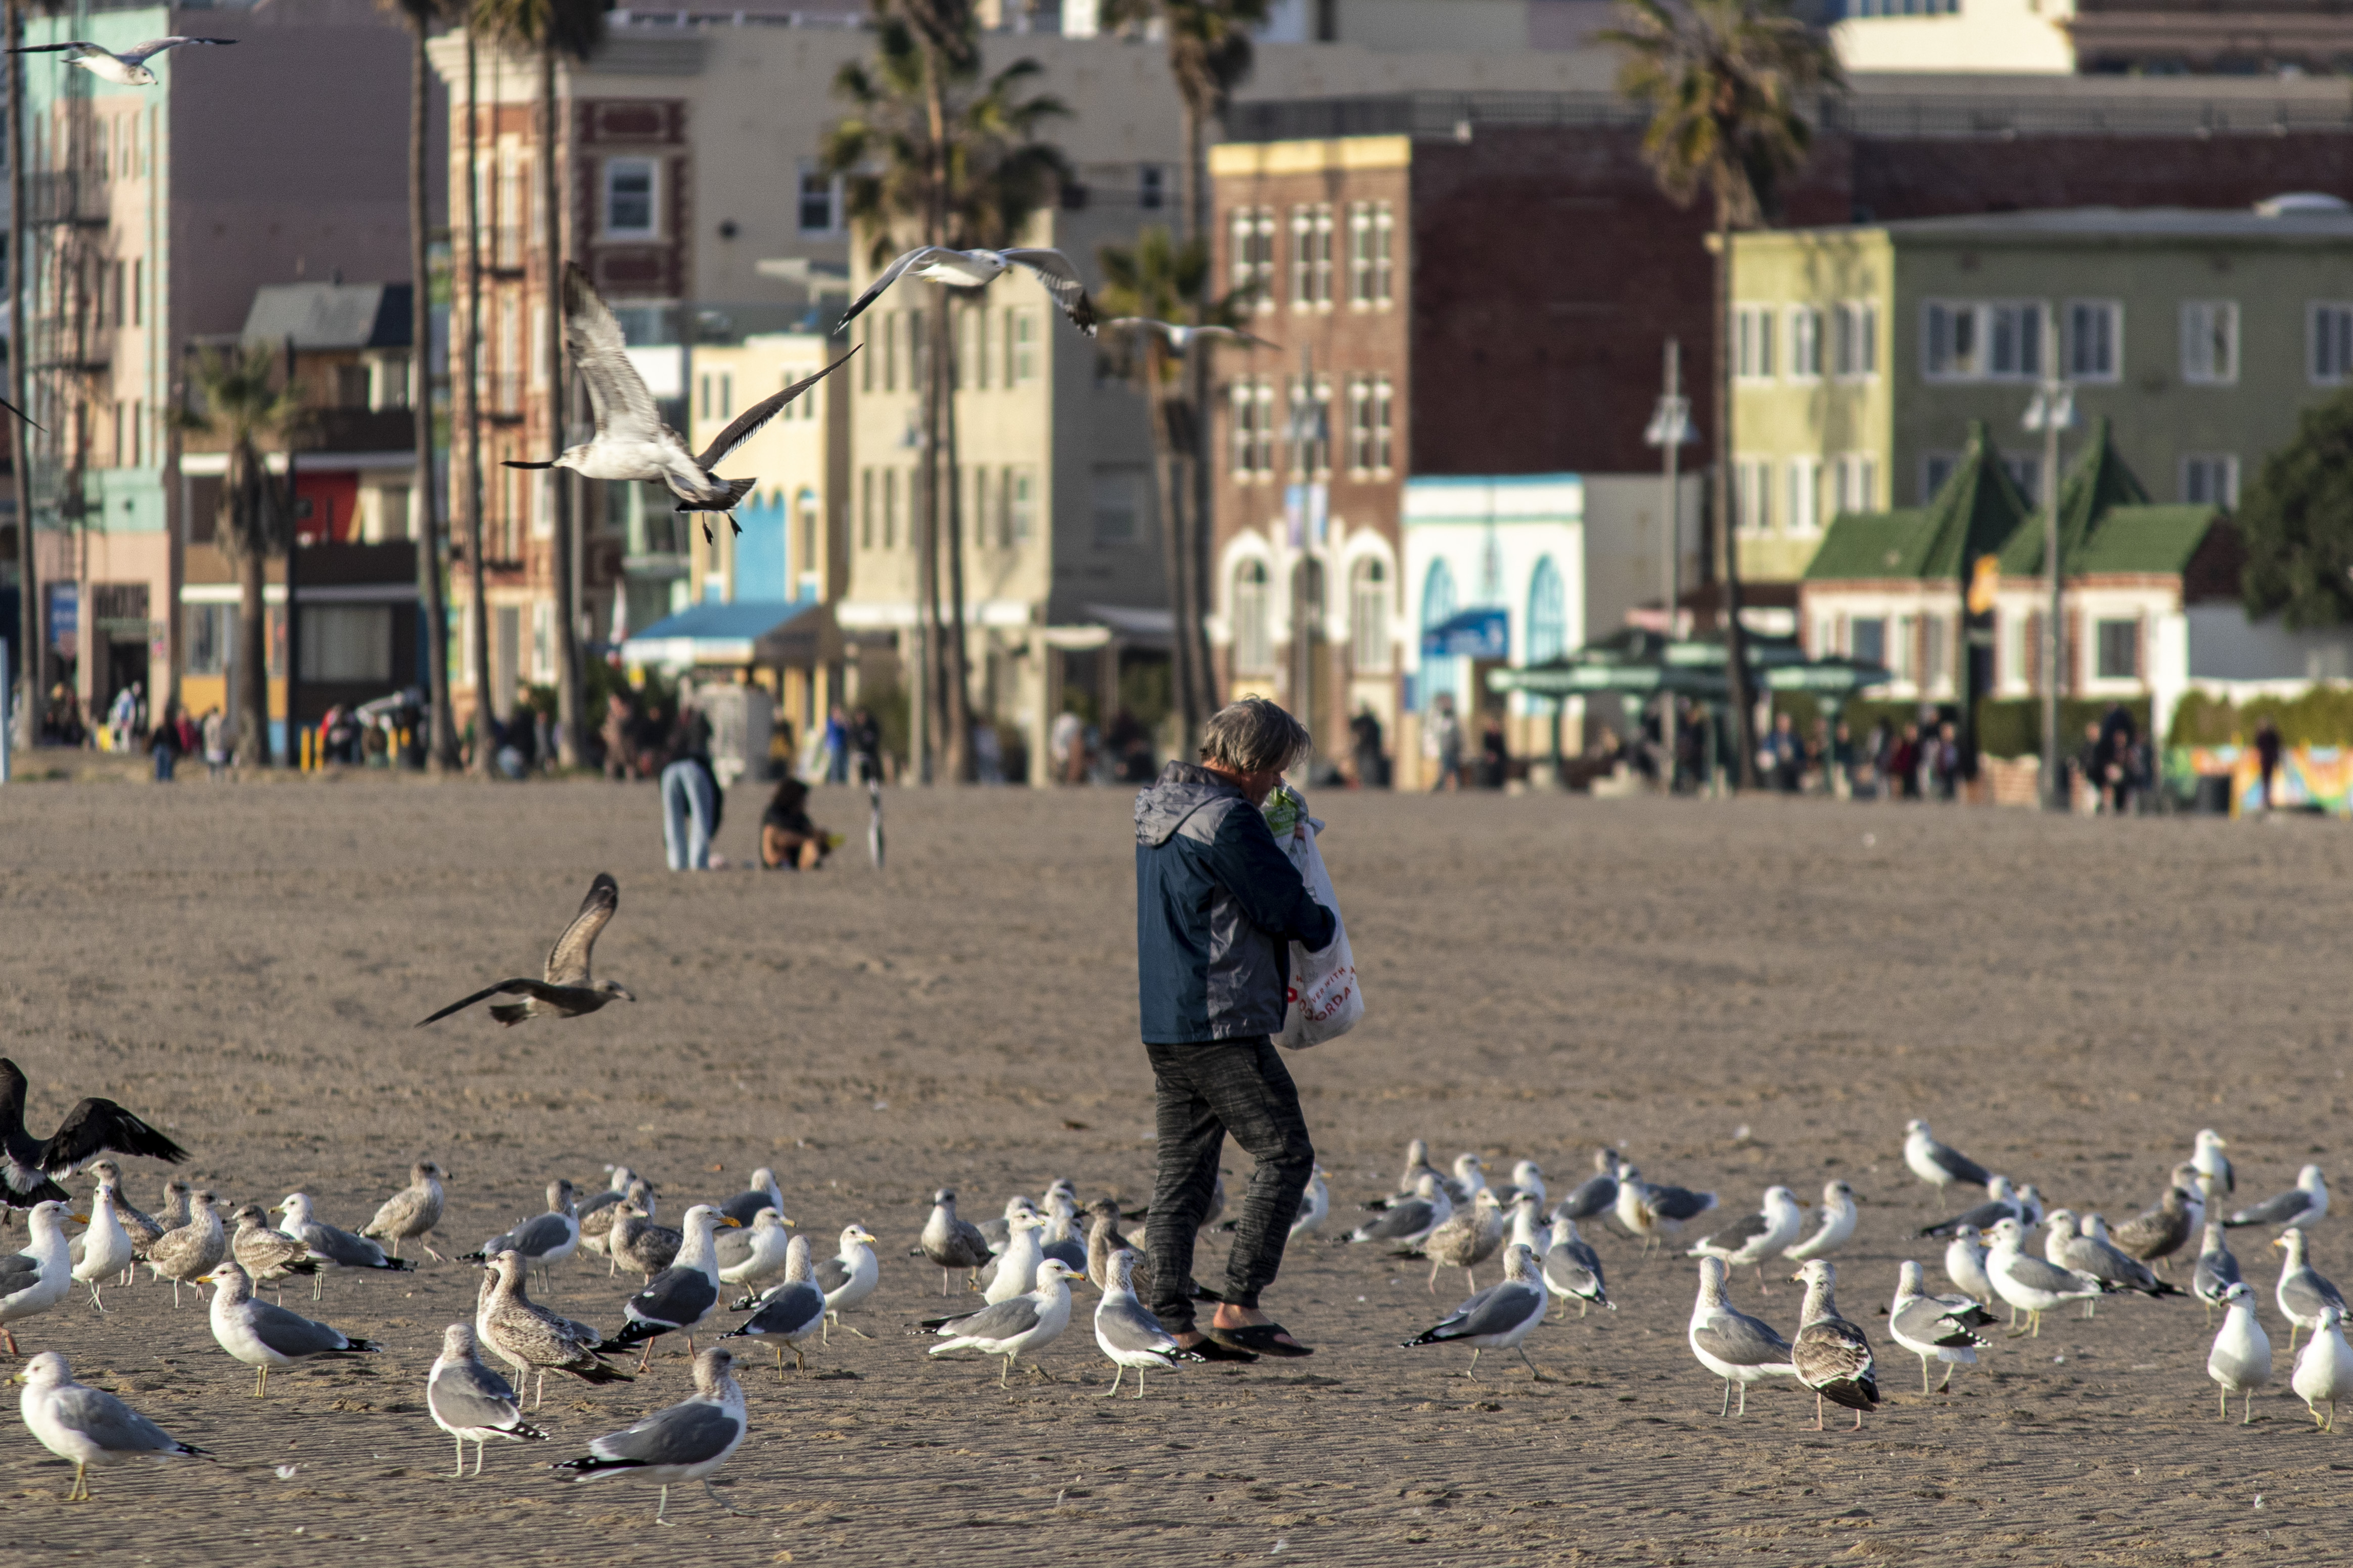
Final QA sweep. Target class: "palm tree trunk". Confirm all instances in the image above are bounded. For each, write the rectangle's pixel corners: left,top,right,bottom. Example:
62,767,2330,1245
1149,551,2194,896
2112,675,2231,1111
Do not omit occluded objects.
464,28,493,776
542,37,583,767
913,54,950,783
6,0,32,746
233,459,269,769
1714,207,1757,789
939,296,970,781
413,16,458,770
1178,98,1202,250
1184,343,1217,733
1145,344,1196,747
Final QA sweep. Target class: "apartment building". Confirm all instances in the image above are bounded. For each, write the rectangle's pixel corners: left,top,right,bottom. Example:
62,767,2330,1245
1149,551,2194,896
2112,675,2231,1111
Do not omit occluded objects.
1728,202,2353,583
1833,0,2353,75
13,0,429,739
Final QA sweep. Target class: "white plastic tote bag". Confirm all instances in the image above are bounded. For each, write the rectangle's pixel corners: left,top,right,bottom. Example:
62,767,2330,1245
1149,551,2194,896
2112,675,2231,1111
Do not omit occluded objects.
1267,790,1364,1050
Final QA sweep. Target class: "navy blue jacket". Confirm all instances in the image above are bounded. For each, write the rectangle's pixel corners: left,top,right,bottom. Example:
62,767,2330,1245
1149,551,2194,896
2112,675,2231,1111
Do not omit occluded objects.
1134,763,1338,1044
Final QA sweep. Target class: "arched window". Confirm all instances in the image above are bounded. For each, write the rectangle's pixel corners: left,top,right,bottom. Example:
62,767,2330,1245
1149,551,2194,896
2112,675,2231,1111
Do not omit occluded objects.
1527,555,1566,665
1232,559,1271,674
1350,556,1390,672
1420,558,1458,709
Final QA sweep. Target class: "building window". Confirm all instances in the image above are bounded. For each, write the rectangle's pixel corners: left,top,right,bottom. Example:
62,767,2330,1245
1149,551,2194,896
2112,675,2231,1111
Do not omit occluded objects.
1850,616,1885,667
1289,203,1333,309
1289,375,1331,475
1833,452,1876,513
2066,300,2121,383
1526,555,1566,666
883,467,898,550
1921,452,1957,501
1345,374,1394,474
301,605,394,683
1787,306,1823,381
604,158,657,238
796,165,842,234
1092,465,1142,545
1921,613,1948,690
1232,559,1272,674
1139,165,1165,210
1786,455,1820,534
2180,301,2237,386
2182,453,2239,507
2095,617,2140,680
1734,305,1775,380
1008,467,1035,541
1348,201,1393,308
1229,206,1275,310
859,468,874,549
2311,303,2353,385
1350,557,1390,671
1734,456,1773,535
183,603,233,675
1923,300,2042,382
1230,376,1276,476
2003,454,2041,507
1008,309,1039,384
1832,300,1877,377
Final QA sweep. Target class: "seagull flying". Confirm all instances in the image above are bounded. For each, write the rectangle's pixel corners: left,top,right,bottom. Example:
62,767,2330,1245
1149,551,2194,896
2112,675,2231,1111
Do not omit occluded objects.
841,246,1098,336
417,873,634,1027
10,36,233,87
504,263,853,539
1,1057,188,1213
1103,317,1280,353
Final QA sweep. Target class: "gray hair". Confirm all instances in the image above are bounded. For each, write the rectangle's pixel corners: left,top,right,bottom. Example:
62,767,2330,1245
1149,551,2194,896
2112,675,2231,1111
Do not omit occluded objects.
1198,697,1312,774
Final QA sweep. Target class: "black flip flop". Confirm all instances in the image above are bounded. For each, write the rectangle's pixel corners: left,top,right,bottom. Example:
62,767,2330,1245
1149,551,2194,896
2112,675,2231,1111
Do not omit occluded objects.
1206,1322,1314,1358
1176,1336,1260,1363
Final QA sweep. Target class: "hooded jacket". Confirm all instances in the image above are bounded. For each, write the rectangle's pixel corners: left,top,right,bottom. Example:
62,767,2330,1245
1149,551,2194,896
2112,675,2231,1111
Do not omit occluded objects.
1134,762,1337,1044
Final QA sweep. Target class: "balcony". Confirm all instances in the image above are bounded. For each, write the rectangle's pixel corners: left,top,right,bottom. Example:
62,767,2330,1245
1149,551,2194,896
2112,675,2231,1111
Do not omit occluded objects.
25,171,108,228
299,407,419,454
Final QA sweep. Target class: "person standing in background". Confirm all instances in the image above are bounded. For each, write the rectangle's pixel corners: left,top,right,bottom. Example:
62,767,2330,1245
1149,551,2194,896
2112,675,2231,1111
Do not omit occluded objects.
1349,706,1386,788
2256,717,2283,810
147,704,182,782
660,703,725,870
1425,694,1463,792
824,704,849,784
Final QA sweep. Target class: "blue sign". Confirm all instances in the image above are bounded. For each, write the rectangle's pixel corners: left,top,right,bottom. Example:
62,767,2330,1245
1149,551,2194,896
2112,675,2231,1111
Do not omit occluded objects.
1422,607,1508,659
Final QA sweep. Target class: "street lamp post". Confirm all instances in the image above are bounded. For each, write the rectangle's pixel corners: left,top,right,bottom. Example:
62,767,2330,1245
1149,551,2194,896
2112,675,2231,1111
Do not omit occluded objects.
2022,307,2075,813
1644,338,1697,790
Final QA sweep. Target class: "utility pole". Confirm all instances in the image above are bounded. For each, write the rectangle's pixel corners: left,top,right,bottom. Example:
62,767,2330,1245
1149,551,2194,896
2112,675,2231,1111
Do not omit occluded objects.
2022,304,2075,813
1286,345,1326,754
8,0,31,757
1644,338,1696,791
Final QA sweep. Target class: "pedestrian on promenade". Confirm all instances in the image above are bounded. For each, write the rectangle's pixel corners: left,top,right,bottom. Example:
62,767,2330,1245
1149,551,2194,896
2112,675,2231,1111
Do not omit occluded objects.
823,704,849,784
660,704,724,870
1132,697,1335,1361
2256,718,2282,811
1425,694,1463,792
147,704,183,783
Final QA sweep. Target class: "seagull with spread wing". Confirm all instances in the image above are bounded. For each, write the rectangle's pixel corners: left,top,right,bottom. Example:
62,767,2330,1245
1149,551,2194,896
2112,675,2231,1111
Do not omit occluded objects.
1103,317,1281,354
10,36,233,86
1,1057,188,1215
417,872,634,1027
840,245,1098,336
504,263,853,541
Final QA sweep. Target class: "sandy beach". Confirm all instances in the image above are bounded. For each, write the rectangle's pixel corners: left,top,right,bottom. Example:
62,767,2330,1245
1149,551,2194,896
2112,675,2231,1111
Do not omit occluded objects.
3,776,2349,1564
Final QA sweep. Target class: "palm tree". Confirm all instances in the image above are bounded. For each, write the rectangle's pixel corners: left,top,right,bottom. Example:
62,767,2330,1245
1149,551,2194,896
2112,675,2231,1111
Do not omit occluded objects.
174,347,300,769
824,14,1068,780
472,0,605,768
382,0,461,770
460,22,493,775
5,0,31,741
1097,228,1258,746
1607,0,1837,789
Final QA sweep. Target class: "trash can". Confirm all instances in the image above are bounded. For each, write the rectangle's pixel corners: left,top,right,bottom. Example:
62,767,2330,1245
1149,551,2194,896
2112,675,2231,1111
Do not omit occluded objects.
2193,775,2231,816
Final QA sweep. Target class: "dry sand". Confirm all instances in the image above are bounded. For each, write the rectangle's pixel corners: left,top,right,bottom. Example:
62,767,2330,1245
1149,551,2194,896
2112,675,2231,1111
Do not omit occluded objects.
3,777,2351,1565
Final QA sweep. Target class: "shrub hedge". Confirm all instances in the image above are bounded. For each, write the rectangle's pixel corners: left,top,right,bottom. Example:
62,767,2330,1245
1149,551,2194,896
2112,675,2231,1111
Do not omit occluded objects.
2166,687,2353,748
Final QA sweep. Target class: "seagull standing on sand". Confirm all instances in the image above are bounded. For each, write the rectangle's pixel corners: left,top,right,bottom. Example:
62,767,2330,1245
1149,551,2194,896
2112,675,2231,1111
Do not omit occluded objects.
87,1162,164,1262
9,36,233,86
280,1193,416,1299
1403,1242,1551,1382
2044,1208,2185,1310
1619,1166,1718,1253
1904,1119,1994,1204
1541,1215,1611,1317
551,1347,748,1527
1369,1139,1444,1210
2208,1281,2272,1424
11,1352,209,1502
1555,1151,1623,1223
201,1260,380,1398
69,1178,134,1308
417,874,636,1027
1420,1188,1505,1294
1783,1180,1859,1263
2272,1230,2347,1354
577,1166,642,1257
146,1193,224,1307
1093,1249,1205,1398
919,1189,992,1296
359,1159,448,1263
2110,1182,2197,1272
477,1250,632,1409
813,1224,879,1339
2193,1130,2235,1196
1789,1261,1878,1432
1688,1186,1805,1293
463,1180,580,1290
928,1259,1080,1386
1984,1217,2110,1338
714,1208,795,1293
0,1201,73,1353
719,1234,825,1372
1349,1172,1452,1253
2227,1166,2330,1234
715,1169,785,1228
2193,1221,2242,1322
1918,1175,2024,1240
505,266,853,539
1945,1230,1997,1308
1687,1256,1794,1417
842,246,1098,336
611,1205,741,1370
981,1212,1048,1304
1889,1259,1996,1394
2292,1302,2353,1431
1291,1164,1330,1240
1,1057,189,1214
427,1322,548,1478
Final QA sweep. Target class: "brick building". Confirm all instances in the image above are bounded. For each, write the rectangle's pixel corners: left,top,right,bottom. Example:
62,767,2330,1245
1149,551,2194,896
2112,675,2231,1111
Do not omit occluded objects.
1206,83,2353,770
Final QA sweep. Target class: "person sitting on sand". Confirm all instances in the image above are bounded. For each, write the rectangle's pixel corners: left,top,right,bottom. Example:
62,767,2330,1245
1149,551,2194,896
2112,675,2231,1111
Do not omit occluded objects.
759,777,835,871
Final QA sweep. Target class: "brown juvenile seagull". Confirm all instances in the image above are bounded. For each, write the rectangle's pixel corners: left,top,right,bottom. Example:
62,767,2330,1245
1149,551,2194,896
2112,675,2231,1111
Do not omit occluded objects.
1,1058,189,1213
417,873,635,1028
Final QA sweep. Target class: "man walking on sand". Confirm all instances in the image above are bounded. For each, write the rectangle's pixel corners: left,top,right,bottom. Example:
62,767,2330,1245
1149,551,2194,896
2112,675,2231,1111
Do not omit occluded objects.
1133,697,1335,1360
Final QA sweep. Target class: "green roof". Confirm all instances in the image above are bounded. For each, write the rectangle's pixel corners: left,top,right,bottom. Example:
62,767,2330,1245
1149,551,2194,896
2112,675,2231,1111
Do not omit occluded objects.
1805,420,2217,584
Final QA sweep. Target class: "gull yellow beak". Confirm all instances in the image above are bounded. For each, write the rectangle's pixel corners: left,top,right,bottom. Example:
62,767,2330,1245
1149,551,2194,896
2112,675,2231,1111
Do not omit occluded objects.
70,1213,89,1224
722,1217,744,1228
780,1217,796,1228
2273,1237,2288,1250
